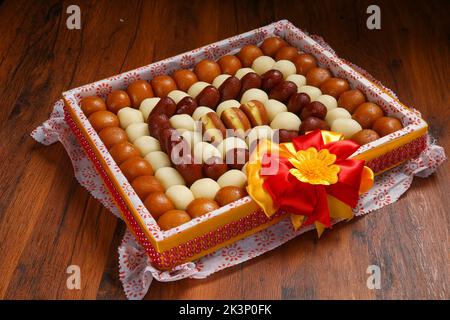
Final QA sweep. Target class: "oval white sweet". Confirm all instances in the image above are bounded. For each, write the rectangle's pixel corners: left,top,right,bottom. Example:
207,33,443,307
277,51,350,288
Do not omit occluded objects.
167,90,189,104
331,118,363,139
216,100,240,117
235,68,255,80
313,94,337,111
217,170,247,188
165,185,195,210
169,114,195,131
212,74,231,89
216,137,248,159
246,125,274,150
193,142,222,163
144,151,171,171
192,106,215,121
240,88,269,105
139,97,161,121
125,122,150,142
263,99,288,121
325,107,351,126
272,60,297,78
190,178,221,199
270,112,301,131
298,85,322,100
181,130,202,150
117,107,144,129
188,81,210,98
155,167,186,190
286,74,306,88
133,135,161,156
251,56,276,75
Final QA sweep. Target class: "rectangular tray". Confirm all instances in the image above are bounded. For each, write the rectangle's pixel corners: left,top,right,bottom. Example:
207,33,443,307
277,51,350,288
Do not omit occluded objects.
62,20,428,270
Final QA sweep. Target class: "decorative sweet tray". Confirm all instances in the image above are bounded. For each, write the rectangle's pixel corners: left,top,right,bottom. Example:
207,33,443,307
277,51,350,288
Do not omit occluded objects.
62,20,428,270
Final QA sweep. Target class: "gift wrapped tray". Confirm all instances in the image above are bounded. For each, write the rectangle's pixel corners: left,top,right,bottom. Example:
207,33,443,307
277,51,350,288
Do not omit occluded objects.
62,20,428,270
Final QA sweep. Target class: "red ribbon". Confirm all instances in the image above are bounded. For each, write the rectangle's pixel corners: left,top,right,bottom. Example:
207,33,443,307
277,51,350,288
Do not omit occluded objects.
260,130,364,228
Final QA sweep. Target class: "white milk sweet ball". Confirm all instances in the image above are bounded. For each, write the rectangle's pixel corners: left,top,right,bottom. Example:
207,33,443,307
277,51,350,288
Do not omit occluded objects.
298,85,322,100
217,170,247,188
264,99,288,121
240,88,269,104
133,135,161,156
190,178,221,199
270,112,301,131
155,167,186,190
251,56,276,75
286,74,306,88
216,100,240,117
144,151,171,171
272,60,297,78
331,118,363,139
125,122,150,142
325,107,351,126
165,185,195,210
117,107,144,129
313,94,337,111
139,97,161,121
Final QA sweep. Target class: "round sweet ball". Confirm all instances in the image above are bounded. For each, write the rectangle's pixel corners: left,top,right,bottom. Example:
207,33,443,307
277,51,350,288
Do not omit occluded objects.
194,59,222,83
240,88,269,104
338,89,366,113
169,114,195,131
272,60,297,79
218,55,242,75
215,186,248,207
216,99,240,117
351,129,380,145
192,106,215,121
234,68,256,80
133,135,161,156
155,167,186,190
246,125,274,148
270,112,301,131
180,130,202,149
193,142,222,163
313,94,337,111
286,74,306,88
217,170,247,188
190,178,221,199
237,45,263,67
117,107,144,129
144,192,175,220
125,122,150,142
217,137,248,159
127,80,154,108
80,96,106,116
264,99,288,121
260,36,287,57
306,67,332,87
165,185,195,210
275,46,299,62
187,81,210,98
131,175,164,200
251,56,276,75
320,78,350,98
106,90,131,113
144,151,171,171
109,142,140,165
119,156,154,181
352,102,384,129
325,107,351,126
186,198,220,218
298,85,322,100
212,74,231,89
157,210,191,231
139,97,161,121
150,75,177,98
173,69,198,92
167,90,189,104
294,53,317,75
372,116,403,137
331,118,362,139
98,127,127,149
88,110,119,132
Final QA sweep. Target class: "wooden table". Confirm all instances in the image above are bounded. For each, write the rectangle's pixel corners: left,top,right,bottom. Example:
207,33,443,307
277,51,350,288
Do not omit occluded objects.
0,0,448,300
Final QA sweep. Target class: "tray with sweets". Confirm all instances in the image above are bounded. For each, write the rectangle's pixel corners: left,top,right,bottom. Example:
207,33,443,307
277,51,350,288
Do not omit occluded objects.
62,20,428,270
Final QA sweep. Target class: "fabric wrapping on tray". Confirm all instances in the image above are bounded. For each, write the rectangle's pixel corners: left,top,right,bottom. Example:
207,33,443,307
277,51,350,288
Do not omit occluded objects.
32,98,446,299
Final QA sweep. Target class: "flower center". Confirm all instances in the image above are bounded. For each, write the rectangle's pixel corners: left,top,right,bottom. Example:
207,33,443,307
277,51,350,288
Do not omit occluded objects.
288,147,340,185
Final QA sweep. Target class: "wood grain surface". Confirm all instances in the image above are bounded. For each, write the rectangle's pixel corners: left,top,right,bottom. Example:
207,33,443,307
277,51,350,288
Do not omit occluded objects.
0,0,448,300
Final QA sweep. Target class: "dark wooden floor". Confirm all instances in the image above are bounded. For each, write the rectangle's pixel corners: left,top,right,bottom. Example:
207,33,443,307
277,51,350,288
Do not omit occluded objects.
0,0,448,300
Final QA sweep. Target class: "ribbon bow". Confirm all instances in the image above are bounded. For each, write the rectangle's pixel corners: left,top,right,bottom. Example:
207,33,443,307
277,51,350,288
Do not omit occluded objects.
246,130,374,237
